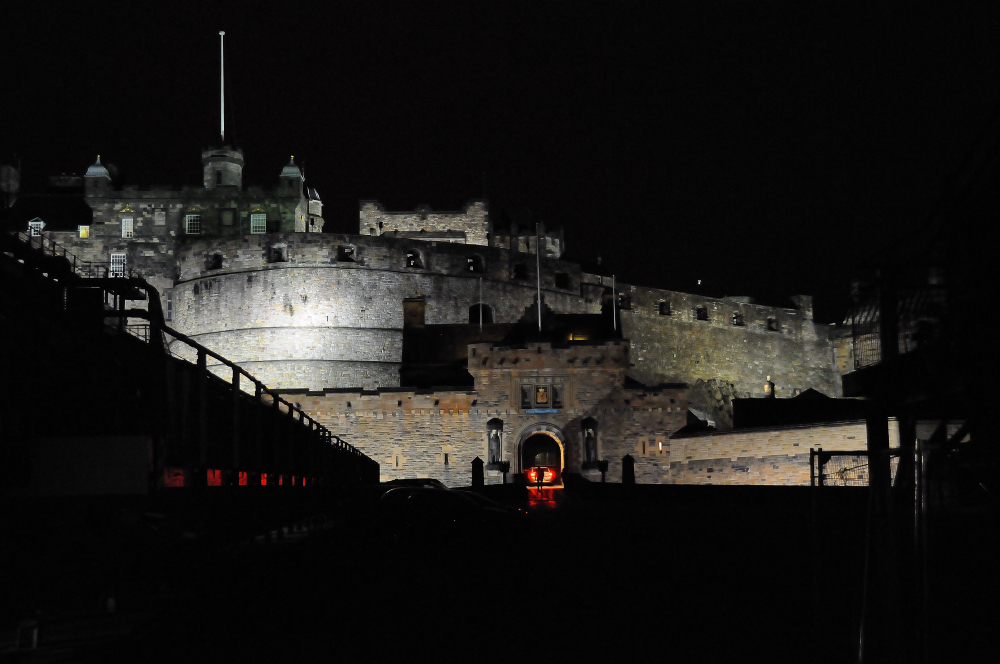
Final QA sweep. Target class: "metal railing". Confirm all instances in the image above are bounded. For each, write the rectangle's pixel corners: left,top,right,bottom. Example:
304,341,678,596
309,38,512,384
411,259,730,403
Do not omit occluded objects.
847,281,947,370
3,228,378,484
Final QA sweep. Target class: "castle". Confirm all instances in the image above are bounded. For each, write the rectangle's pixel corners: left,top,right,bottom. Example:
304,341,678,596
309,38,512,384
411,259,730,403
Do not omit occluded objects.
22,146,862,486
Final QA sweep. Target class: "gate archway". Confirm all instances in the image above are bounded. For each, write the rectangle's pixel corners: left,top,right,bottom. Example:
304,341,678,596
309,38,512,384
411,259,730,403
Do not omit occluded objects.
516,423,565,487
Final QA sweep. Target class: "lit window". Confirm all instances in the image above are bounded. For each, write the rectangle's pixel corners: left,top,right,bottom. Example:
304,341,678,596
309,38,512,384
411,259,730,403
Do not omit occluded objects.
250,213,266,234
28,220,43,236
78,225,90,238
185,214,201,235
110,253,126,278
121,217,134,238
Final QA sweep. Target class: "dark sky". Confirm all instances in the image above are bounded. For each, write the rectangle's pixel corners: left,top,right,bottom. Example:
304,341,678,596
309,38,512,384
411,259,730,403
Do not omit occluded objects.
6,2,998,322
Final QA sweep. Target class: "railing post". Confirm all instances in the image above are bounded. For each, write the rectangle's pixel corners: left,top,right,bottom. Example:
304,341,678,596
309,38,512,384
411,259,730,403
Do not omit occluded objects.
232,366,241,475
197,350,208,471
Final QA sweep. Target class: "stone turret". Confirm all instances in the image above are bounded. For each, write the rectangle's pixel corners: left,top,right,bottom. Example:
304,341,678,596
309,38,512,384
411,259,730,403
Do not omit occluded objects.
280,156,303,197
84,155,111,196
201,146,244,189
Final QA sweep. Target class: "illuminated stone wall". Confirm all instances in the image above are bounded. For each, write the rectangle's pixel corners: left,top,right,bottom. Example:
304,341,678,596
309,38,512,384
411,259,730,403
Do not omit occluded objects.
293,343,688,486
359,200,490,246
668,419,900,485
618,285,842,409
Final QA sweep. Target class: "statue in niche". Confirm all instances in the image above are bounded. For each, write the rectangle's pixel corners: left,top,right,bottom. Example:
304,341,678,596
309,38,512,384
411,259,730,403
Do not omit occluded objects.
487,419,503,464
582,418,599,464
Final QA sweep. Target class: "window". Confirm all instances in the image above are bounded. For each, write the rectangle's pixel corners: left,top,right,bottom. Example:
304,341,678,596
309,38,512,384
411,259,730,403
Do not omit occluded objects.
513,264,527,280
555,272,570,289
154,210,166,226
215,171,222,186
121,217,134,238
164,290,173,321
659,301,671,316
520,385,532,409
28,220,43,236
617,293,631,310
337,245,356,262
696,306,709,321
552,386,563,409
250,213,266,234
732,312,745,326
207,253,223,270
110,253,126,278
78,225,90,238
185,214,201,235
467,255,484,273
767,317,780,332
406,250,423,268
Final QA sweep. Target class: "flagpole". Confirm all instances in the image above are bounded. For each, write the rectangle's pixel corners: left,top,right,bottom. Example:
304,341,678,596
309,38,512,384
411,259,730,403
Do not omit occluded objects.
535,223,542,333
219,31,226,142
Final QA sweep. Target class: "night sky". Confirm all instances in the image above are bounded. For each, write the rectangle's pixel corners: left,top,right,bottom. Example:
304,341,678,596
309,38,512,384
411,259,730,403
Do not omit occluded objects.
6,2,998,322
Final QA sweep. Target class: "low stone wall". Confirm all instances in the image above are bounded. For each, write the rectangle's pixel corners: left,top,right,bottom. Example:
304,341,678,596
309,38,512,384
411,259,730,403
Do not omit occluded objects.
668,419,900,485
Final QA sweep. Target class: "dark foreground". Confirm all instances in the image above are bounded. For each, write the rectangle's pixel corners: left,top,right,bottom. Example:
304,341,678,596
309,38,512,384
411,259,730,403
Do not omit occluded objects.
1,485,994,663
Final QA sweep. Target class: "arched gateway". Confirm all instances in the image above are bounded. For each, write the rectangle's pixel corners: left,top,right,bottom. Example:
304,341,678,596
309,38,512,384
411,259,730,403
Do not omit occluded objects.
516,423,565,487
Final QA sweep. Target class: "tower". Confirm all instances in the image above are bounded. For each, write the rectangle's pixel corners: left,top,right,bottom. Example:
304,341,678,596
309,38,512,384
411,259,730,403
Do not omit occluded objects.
201,146,244,189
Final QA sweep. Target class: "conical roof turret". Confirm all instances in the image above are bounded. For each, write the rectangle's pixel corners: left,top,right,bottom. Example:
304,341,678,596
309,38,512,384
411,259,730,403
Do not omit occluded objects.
85,155,111,180
281,156,303,179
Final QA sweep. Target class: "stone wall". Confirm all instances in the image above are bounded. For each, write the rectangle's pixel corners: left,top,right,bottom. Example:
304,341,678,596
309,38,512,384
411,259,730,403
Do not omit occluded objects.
360,200,490,246
618,284,842,410
295,382,686,486
668,419,900,486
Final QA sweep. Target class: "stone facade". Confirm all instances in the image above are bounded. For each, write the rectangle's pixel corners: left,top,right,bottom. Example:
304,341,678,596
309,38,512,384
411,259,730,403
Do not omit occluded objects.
26,146,852,487
291,341,687,485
